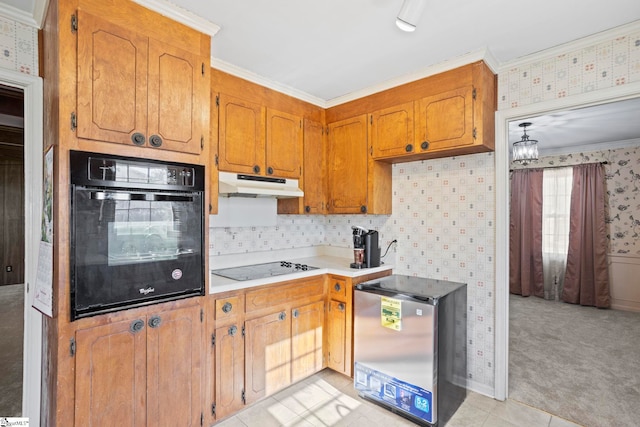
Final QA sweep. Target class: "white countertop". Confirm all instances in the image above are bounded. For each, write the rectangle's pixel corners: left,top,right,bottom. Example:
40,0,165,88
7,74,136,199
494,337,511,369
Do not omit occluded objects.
209,246,394,294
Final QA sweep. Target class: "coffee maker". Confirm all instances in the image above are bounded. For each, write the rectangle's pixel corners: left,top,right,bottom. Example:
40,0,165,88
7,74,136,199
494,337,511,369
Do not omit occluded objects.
350,226,381,269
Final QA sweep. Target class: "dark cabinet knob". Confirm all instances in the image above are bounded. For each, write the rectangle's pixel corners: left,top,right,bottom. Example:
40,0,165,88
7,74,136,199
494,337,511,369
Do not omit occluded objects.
305,206,311,213
148,315,162,328
229,325,238,336
149,134,163,147
360,205,367,213
405,143,413,152
278,311,286,321
222,302,233,313
338,303,345,312
131,133,145,146
334,283,341,292
253,165,260,174
130,319,145,333
267,166,274,175
292,309,299,319
421,141,429,150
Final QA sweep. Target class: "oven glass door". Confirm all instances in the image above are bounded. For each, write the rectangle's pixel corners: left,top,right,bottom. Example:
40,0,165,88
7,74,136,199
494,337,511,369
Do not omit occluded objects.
71,187,204,319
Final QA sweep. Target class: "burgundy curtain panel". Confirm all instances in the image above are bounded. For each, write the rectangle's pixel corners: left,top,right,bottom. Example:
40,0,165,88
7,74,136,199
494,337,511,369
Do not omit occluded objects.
562,163,610,307
509,169,544,297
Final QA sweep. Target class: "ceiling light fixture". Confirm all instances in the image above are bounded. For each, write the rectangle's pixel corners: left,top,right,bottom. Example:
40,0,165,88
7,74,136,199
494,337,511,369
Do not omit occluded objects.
512,122,539,165
396,0,426,32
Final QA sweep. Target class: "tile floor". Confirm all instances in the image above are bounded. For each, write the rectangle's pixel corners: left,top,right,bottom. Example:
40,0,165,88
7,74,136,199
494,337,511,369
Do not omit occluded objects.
213,369,583,427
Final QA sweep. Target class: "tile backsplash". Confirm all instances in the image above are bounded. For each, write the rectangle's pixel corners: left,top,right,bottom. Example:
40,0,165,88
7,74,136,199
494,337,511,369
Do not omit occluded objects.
210,152,497,394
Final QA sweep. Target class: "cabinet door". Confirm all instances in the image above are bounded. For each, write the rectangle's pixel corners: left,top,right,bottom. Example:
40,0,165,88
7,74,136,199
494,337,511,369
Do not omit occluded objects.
326,115,368,214
244,310,291,404
266,108,302,178
370,101,415,159
75,318,147,427
218,94,266,174
146,306,202,427
302,118,326,213
147,38,207,154
77,10,148,146
291,301,324,382
326,300,347,374
214,323,245,420
416,86,475,152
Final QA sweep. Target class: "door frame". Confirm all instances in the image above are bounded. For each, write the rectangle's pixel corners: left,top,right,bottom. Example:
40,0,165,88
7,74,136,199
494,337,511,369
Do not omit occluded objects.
0,67,44,424
494,80,640,400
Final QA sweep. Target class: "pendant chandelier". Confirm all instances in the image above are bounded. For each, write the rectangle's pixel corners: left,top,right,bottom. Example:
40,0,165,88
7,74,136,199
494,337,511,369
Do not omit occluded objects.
512,122,539,165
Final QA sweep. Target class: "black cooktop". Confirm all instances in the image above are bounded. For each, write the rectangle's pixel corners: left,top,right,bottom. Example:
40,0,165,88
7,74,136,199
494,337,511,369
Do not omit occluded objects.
211,261,318,281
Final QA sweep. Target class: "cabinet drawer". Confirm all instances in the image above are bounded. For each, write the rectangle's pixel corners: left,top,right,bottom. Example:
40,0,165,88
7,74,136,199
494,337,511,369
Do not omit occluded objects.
245,276,324,313
215,295,243,323
329,277,347,299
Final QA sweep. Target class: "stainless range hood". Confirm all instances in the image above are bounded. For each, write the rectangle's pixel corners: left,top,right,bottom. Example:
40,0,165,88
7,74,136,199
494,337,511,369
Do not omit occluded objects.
218,171,303,198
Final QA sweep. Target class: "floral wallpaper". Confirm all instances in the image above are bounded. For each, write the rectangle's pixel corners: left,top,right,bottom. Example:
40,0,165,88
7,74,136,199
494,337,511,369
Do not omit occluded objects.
498,27,640,110
0,16,38,75
511,144,640,255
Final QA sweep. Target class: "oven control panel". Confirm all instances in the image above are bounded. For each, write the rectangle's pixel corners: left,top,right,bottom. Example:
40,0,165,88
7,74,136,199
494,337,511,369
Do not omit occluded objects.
88,158,195,187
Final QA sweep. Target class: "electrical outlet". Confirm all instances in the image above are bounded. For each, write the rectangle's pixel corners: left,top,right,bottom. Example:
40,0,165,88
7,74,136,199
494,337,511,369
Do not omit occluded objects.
5,265,12,272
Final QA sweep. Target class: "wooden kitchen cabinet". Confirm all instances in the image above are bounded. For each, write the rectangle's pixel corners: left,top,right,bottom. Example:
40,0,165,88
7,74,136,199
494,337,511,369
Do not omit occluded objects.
213,322,245,420
415,85,475,153
266,108,303,178
74,304,203,427
217,93,266,174
206,292,245,424
326,115,369,214
325,275,352,375
370,101,415,159
218,93,303,178
326,299,348,374
244,309,292,404
76,10,209,154
277,117,326,214
291,300,324,382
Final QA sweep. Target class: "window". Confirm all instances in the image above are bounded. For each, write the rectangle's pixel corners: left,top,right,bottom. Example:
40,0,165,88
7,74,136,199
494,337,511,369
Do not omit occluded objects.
542,167,573,255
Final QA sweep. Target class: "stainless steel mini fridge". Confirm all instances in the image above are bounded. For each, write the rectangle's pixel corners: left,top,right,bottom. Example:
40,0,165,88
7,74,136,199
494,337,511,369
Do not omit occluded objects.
354,275,467,426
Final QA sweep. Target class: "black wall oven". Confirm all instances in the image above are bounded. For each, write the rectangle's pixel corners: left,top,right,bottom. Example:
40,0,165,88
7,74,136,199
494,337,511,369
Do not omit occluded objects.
70,151,205,320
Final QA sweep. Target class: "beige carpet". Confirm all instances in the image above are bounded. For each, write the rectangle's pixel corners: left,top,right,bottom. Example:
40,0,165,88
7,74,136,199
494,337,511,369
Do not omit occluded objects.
0,283,24,417
509,295,640,427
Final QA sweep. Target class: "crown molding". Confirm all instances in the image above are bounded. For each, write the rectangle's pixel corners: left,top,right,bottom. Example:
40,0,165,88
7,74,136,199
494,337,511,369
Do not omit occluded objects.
213,48,499,109
211,58,327,107
133,0,220,37
326,48,498,108
32,0,49,29
499,19,640,71
0,2,39,28
539,137,640,157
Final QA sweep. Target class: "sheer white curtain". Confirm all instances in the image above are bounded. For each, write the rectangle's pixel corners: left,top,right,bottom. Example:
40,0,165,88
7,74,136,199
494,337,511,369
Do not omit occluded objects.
542,167,573,300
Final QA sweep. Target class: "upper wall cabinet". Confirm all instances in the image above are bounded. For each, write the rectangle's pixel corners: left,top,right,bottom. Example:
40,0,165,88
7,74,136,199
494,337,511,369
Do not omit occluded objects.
76,10,209,155
217,93,265,174
369,101,415,158
326,115,369,214
332,61,496,164
218,93,303,179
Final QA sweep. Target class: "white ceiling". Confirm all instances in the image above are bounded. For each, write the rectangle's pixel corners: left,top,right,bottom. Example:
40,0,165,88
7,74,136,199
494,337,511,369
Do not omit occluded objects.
3,0,640,152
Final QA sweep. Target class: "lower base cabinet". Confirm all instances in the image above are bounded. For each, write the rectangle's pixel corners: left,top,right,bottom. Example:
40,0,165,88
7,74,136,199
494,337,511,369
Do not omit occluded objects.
245,309,292,404
326,299,347,374
213,322,245,420
291,301,324,382
74,303,203,427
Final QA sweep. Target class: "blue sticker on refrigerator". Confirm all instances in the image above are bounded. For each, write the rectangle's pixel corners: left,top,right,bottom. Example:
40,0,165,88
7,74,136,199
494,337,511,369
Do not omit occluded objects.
354,362,434,424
